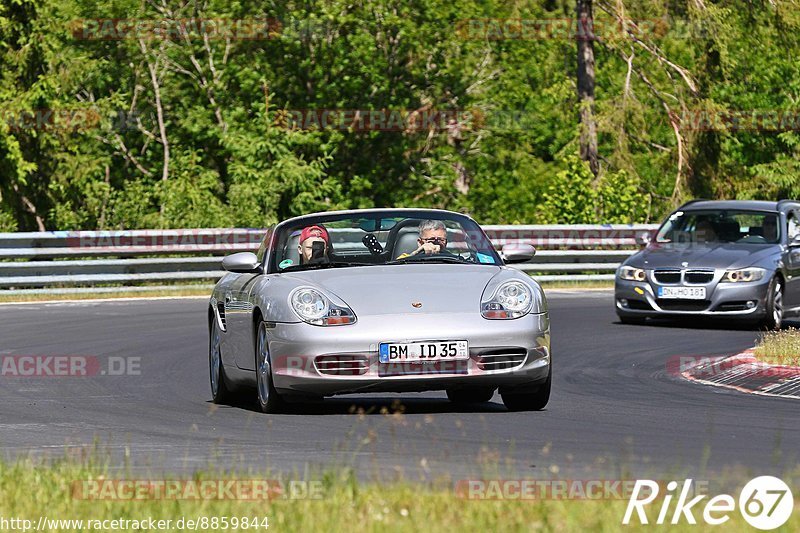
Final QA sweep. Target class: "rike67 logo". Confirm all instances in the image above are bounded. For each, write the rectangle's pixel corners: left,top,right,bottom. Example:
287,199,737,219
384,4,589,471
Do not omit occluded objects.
623,476,793,529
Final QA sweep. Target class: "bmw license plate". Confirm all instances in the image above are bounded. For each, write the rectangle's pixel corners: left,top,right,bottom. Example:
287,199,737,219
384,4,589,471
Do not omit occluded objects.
379,341,469,363
658,286,706,299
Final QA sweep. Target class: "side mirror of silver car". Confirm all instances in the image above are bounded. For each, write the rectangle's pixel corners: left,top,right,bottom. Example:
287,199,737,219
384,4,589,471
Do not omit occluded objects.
635,232,652,247
501,243,536,264
222,252,262,274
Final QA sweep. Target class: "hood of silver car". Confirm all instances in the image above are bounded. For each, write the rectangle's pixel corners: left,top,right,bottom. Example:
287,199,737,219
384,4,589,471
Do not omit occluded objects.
637,242,779,270
285,264,502,315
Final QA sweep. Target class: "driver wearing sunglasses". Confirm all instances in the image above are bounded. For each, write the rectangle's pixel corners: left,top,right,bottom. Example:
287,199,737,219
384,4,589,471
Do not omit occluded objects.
396,219,451,259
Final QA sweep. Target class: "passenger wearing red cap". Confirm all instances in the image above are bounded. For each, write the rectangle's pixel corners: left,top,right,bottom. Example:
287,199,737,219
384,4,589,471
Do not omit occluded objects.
298,225,330,264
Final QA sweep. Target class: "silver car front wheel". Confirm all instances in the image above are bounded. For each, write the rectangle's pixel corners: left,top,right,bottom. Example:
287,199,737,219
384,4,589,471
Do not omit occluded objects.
209,315,231,403
500,367,551,412
256,321,285,413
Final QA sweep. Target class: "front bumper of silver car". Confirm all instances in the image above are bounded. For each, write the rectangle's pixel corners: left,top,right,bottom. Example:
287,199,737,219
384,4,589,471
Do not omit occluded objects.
266,312,550,396
615,269,771,318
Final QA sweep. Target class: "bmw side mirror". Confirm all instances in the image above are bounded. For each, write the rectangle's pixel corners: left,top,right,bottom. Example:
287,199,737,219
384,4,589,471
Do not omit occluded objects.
222,252,262,273
635,232,652,247
501,243,536,264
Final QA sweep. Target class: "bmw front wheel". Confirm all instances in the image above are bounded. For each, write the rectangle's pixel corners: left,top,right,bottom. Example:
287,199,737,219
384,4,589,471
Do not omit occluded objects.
762,276,784,330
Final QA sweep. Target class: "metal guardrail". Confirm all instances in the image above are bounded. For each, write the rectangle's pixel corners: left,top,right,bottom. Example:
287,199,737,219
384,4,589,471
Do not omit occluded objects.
0,225,658,292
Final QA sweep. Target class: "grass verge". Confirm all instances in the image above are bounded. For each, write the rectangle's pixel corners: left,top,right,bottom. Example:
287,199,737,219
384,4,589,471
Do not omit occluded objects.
538,280,613,290
753,328,800,367
0,458,797,532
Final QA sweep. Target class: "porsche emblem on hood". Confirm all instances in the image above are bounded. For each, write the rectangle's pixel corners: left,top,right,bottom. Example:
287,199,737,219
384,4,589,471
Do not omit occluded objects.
411,302,423,308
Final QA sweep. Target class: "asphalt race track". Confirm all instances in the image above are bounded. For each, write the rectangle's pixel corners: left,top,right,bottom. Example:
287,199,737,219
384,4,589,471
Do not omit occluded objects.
1,291,797,482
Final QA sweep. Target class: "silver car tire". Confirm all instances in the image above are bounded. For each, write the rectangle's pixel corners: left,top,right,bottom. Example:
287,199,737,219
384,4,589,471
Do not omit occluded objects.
209,316,232,404
500,368,551,412
256,321,286,413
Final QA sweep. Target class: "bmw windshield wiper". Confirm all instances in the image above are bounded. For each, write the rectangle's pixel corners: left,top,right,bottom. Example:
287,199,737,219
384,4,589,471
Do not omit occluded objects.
281,261,372,272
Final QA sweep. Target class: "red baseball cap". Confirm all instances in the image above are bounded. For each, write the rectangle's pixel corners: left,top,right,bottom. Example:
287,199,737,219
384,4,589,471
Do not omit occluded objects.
299,225,329,244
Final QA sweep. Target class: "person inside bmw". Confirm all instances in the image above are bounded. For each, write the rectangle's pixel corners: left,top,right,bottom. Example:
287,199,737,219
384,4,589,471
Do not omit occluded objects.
695,218,718,243
762,215,778,242
396,219,451,259
298,224,330,264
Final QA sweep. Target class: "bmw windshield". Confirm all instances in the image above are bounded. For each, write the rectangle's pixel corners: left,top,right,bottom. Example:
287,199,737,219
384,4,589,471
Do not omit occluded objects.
655,210,781,245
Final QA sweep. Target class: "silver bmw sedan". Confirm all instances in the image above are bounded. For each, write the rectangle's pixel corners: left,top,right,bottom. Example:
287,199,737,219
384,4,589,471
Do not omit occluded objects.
616,199,800,329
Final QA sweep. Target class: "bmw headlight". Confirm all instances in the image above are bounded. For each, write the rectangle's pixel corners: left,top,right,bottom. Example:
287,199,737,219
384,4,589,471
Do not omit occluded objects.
290,287,356,326
720,267,766,283
618,265,647,281
481,281,534,319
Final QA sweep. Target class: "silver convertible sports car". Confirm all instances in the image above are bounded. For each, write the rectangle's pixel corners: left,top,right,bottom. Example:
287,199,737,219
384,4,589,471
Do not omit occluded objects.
208,208,550,412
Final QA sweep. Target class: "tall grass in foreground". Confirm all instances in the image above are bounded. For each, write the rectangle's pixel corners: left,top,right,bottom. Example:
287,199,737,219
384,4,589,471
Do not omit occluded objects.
754,328,800,366
0,458,797,532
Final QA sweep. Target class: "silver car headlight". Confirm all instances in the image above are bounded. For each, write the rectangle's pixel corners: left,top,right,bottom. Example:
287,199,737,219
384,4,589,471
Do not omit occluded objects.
720,267,766,283
618,265,646,281
289,287,356,326
481,281,534,319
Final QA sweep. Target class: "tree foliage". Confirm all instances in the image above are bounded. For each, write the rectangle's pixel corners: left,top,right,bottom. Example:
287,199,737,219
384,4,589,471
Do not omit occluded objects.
1,0,799,230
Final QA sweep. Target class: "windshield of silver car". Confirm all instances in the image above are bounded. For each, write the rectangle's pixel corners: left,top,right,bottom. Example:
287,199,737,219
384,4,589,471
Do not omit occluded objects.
269,215,501,272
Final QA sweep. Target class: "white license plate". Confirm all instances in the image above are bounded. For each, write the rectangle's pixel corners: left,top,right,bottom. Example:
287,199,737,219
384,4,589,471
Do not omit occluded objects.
379,341,469,363
658,286,706,299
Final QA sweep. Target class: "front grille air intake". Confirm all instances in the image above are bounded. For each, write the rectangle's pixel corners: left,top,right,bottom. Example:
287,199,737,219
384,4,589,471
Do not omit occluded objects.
653,269,681,284
656,299,711,312
474,348,527,371
315,355,369,376
684,270,714,284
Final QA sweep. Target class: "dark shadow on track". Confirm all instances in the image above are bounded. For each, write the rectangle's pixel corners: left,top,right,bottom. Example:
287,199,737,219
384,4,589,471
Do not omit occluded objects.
208,395,513,415
614,317,800,332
